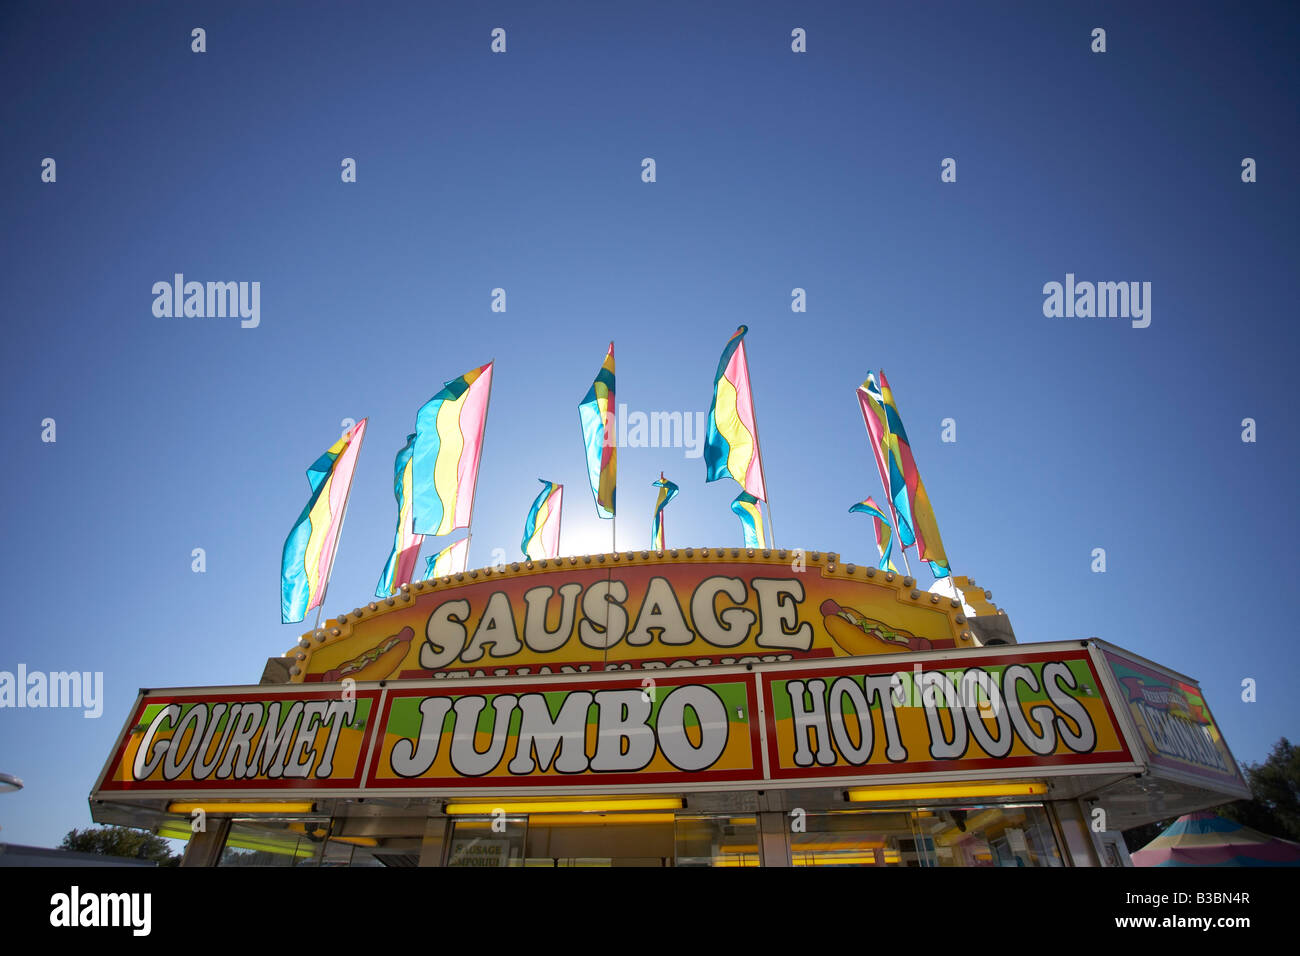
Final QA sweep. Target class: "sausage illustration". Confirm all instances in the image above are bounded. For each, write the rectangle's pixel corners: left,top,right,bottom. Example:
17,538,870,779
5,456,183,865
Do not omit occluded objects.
322,626,414,682
820,600,932,655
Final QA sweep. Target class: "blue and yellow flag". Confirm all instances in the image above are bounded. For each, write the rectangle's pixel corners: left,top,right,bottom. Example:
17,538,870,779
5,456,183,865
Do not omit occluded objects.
521,480,563,560
878,371,950,579
857,373,914,550
849,496,897,572
730,491,766,549
650,474,678,550
578,343,616,518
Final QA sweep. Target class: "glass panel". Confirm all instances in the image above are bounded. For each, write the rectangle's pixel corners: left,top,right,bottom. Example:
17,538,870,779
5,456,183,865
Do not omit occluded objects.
445,817,528,867
522,815,674,866
216,820,325,867
911,804,1063,867
790,811,917,867
675,815,761,867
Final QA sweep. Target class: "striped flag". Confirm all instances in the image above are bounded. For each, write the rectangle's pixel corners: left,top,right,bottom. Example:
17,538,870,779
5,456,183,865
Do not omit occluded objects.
521,480,563,560
422,536,470,580
848,496,897,572
281,419,367,623
578,343,617,518
375,433,425,598
412,362,493,536
878,371,950,578
705,326,767,500
856,373,914,549
731,490,767,549
650,474,678,550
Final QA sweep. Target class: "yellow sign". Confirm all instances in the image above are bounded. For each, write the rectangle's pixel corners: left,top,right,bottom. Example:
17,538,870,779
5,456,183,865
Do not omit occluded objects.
763,649,1131,781
96,689,378,793
286,550,975,682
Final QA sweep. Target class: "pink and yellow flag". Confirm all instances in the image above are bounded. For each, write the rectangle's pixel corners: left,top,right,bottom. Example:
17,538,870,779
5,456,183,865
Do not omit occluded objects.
281,419,367,623
375,433,425,598
413,363,493,536
422,536,470,580
704,326,766,500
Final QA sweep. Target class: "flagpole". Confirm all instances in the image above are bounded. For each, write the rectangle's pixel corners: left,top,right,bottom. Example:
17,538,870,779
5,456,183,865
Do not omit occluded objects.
312,421,367,632
740,339,777,550
462,361,495,570
661,472,666,550
555,485,564,559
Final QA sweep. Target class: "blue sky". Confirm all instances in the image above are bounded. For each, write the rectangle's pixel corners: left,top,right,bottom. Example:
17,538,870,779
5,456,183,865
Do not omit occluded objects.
1,1,1296,846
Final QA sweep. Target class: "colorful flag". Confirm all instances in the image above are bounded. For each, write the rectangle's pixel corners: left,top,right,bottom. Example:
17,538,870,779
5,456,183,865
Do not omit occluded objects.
578,343,617,518
705,326,767,500
856,373,915,548
650,474,679,550
521,480,564,560
422,536,470,580
412,362,493,536
281,419,367,623
375,433,425,598
731,490,767,549
878,371,950,578
849,496,897,572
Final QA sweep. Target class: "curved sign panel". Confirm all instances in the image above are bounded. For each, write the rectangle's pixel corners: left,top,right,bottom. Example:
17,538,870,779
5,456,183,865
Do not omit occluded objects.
284,550,977,682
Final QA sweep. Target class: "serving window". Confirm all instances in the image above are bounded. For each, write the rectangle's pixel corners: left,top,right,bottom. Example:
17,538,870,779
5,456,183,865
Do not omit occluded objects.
789,805,1063,867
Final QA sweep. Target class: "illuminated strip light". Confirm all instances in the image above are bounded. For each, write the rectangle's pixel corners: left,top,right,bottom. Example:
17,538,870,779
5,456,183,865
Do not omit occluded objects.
445,797,683,815
846,781,1047,803
789,839,888,851
794,852,884,866
167,801,317,815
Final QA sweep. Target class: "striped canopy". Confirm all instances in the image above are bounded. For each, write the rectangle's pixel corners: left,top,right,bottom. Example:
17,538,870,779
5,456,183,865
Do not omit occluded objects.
1131,811,1300,867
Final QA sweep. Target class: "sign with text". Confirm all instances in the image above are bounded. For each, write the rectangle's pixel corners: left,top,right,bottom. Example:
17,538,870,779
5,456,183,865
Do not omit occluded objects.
97,645,1223,800
96,688,380,793
288,552,975,683
1101,647,1248,794
762,648,1133,782
367,674,761,788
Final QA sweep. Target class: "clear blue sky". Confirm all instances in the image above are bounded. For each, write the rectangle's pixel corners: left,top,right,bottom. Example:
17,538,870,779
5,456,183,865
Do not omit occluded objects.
1,1,1296,847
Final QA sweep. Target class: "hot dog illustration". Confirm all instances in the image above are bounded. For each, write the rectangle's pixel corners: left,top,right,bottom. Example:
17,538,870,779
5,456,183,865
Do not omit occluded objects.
819,600,932,655
322,626,414,682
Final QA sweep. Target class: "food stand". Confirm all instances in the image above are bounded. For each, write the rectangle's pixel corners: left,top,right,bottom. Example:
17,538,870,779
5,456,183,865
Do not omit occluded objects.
89,549,1250,867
